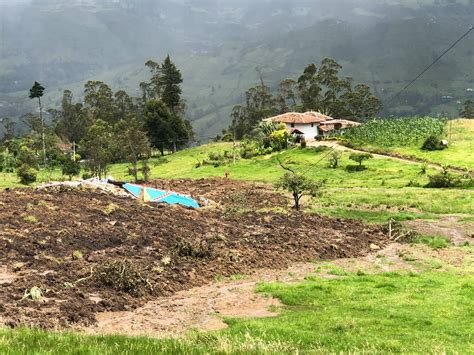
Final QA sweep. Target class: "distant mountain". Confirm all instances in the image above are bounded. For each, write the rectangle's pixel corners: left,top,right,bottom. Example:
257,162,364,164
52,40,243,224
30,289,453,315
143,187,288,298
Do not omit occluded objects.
0,0,472,138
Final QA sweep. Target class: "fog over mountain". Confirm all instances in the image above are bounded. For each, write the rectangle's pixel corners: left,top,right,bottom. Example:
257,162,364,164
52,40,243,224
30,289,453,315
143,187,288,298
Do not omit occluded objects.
0,0,473,137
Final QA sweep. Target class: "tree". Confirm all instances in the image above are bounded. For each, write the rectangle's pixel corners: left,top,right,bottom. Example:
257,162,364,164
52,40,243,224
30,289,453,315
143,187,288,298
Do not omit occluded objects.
116,118,151,182
16,145,38,185
275,160,324,210
143,100,192,155
52,90,88,145
29,81,46,167
81,120,113,178
276,171,324,210
61,159,81,181
297,59,381,120
277,78,299,112
84,81,115,123
114,90,135,121
349,152,373,169
460,100,474,118
160,55,183,112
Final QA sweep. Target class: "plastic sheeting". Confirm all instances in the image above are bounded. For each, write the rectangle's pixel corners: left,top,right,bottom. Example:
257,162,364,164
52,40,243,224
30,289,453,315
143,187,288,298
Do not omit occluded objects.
123,184,200,209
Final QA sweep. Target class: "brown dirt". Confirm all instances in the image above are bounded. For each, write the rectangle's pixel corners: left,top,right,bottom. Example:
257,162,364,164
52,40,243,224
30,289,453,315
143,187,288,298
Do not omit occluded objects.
0,178,388,330
404,216,474,245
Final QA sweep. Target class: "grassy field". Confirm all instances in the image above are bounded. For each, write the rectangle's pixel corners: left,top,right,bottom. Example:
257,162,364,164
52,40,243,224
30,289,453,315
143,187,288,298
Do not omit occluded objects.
346,119,474,170
2,141,473,220
2,243,472,354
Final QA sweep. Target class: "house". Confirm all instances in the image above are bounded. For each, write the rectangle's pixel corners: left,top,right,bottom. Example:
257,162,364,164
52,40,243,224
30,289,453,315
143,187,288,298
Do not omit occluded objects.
264,111,360,141
264,112,333,141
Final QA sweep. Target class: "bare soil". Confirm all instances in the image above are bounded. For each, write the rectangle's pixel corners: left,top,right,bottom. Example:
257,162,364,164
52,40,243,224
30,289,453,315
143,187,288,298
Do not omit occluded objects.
0,178,388,330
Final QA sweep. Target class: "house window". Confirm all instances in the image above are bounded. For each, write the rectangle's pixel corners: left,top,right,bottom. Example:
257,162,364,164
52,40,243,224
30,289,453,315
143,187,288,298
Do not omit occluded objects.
291,123,295,128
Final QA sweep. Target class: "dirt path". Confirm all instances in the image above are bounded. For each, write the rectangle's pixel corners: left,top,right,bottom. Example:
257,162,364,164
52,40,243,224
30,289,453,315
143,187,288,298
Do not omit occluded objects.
308,141,466,174
84,263,317,338
83,240,472,339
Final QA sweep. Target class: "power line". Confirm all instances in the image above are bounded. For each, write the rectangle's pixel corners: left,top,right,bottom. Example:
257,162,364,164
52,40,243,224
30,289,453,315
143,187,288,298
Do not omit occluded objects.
386,25,473,105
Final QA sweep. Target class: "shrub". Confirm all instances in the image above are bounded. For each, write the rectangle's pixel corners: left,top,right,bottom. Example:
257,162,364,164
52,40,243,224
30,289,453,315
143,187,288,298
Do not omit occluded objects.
328,151,342,168
62,159,81,180
422,135,445,151
17,164,37,185
425,172,460,188
413,236,451,249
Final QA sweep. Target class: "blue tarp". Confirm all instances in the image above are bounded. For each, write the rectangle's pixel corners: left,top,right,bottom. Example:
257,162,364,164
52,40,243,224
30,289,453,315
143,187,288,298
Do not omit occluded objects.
123,183,200,209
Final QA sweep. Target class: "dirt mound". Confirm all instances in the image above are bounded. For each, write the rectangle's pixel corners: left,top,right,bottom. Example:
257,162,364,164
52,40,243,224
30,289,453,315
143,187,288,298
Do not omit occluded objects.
150,178,288,209
0,179,388,329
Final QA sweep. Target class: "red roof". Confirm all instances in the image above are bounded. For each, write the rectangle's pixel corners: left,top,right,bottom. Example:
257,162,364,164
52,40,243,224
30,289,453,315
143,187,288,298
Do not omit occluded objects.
267,112,333,124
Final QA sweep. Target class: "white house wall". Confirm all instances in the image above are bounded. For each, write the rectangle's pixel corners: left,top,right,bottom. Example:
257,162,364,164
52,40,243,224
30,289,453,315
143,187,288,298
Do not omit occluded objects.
285,123,319,141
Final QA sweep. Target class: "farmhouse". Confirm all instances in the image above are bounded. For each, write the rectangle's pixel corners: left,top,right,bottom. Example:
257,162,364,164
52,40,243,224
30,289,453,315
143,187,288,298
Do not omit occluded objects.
265,111,360,141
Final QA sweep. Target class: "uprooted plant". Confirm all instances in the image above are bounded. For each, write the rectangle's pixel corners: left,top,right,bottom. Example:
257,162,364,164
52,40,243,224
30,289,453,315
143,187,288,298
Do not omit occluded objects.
174,237,213,259
95,260,153,297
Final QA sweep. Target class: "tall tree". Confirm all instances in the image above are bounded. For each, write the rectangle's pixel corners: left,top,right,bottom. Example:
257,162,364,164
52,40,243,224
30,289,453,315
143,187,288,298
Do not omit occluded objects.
29,81,46,166
160,55,183,112
81,120,113,179
52,90,88,145
143,100,191,155
116,118,151,182
114,90,135,121
84,81,115,123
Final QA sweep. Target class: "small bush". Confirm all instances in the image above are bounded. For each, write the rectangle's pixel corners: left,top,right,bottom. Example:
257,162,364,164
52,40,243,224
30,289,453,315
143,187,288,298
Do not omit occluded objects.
425,172,460,188
62,159,81,180
422,135,445,151
17,164,37,185
328,151,342,169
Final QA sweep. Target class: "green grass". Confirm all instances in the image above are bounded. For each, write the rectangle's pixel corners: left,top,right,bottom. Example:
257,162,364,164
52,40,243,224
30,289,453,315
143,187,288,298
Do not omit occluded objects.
2,269,472,354
348,119,474,170
412,235,452,249
2,142,473,218
110,144,438,188
312,206,437,224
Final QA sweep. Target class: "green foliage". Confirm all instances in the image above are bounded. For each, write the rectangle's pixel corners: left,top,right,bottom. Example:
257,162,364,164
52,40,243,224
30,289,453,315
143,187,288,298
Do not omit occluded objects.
61,159,81,180
275,170,324,210
17,164,37,185
343,117,446,147
297,58,381,120
116,118,151,182
425,171,460,188
328,151,342,168
421,135,445,151
28,81,44,100
144,100,192,155
81,120,113,179
349,152,373,168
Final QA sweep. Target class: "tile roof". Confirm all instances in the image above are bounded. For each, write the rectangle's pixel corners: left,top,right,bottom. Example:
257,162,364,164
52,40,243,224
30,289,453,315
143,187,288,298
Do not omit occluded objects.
268,112,333,124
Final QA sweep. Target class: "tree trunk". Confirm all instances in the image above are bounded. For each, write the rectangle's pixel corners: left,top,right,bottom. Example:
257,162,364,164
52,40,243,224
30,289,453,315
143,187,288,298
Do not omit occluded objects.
38,97,47,168
293,192,300,211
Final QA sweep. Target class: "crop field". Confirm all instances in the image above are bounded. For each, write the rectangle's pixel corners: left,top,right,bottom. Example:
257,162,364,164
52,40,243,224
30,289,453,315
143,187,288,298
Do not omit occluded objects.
342,119,474,169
